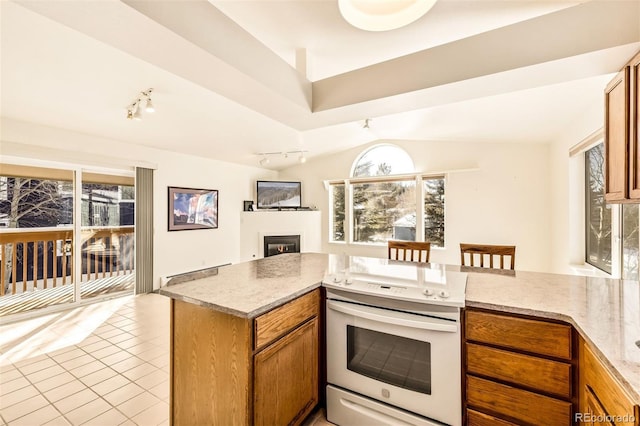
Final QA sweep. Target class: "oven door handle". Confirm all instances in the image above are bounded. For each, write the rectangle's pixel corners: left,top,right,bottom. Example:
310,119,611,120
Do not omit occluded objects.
327,300,458,333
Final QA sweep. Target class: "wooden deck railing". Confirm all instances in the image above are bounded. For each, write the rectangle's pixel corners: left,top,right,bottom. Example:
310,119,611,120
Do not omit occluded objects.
0,226,134,297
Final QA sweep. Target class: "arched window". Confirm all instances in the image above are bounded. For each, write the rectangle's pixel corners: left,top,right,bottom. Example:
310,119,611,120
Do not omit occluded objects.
351,144,414,177
329,144,445,247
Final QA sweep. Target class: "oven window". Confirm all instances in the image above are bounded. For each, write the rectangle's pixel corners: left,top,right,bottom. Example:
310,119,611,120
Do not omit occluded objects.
347,325,431,394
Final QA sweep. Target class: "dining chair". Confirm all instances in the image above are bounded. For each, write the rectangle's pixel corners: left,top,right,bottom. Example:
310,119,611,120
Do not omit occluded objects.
388,240,431,263
460,243,516,270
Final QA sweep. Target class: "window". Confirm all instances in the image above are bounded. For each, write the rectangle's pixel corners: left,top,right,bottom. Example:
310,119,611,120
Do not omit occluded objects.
424,178,445,247
0,175,73,228
352,179,416,243
585,144,612,273
329,145,445,247
352,144,414,177
330,183,345,242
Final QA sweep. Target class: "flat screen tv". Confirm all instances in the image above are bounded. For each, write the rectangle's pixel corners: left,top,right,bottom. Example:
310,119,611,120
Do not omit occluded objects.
257,180,302,209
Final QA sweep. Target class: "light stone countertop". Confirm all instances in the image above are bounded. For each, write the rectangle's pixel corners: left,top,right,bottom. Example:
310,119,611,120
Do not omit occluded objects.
158,252,327,318
461,267,640,404
158,253,640,404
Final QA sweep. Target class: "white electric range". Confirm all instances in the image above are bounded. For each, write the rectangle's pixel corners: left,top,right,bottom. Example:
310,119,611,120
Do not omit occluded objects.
323,255,467,426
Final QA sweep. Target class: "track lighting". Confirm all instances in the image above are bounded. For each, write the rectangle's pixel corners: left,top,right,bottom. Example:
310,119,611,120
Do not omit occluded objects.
126,88,155,120
142,88,155,112
145,98,155,113
132,101,143,121
256,150,309,166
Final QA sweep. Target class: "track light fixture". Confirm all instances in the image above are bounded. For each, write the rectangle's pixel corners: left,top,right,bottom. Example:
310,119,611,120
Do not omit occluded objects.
256,150,309,166
126,88,155,120
259,155,270,166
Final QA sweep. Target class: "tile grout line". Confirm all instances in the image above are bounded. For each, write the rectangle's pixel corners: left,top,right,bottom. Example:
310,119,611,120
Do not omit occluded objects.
1,295,170,426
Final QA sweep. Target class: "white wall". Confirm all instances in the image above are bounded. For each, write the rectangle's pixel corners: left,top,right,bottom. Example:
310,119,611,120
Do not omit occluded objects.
549,101,608,276
1,118,277,289
239,211,322,261
280,139,552,272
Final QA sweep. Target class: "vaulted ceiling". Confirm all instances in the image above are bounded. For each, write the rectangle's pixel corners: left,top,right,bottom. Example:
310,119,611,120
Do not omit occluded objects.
2,1,639,169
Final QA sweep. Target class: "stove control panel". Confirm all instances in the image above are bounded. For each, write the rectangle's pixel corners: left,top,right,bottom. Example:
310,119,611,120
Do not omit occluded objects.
323,274,464,307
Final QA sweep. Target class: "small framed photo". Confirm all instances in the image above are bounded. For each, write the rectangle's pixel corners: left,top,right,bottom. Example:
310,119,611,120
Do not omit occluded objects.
168,186,218,231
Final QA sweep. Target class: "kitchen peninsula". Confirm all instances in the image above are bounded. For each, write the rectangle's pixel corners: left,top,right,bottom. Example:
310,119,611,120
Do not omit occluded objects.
159,253,640,425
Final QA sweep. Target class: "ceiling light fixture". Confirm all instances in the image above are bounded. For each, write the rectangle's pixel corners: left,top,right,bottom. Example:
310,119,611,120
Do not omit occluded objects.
126,88,155,120
143,89,155,113
256,150,309,166
132,101,143,121
338,0,437,32
363,118,371,129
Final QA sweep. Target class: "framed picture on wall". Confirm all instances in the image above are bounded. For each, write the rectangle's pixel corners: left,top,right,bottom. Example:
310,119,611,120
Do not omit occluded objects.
168,186,218,231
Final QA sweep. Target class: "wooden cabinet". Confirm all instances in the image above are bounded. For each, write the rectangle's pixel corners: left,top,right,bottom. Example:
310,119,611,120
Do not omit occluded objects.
578,337,639,426
464,309,574,425
253,290,319,426
254,318,318,426
605,51,640,202
170,289,320,426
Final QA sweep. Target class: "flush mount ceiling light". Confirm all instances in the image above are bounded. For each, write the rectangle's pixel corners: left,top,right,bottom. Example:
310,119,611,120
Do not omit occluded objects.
256,150,309,166
338,0,437,31
126,88,155,120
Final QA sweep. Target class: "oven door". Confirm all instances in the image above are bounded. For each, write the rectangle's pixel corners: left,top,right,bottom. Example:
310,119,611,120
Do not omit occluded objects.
326,298,461,426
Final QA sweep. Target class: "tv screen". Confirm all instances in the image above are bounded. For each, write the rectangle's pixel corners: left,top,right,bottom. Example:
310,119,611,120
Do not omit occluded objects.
257,181,301,209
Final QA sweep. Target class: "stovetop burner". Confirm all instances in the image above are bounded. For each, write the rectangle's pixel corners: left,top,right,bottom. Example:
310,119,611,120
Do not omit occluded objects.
323,255,467,308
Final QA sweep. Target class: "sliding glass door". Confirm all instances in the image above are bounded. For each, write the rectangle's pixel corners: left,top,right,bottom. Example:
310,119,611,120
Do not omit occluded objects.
0,163,135,317
79,172,135,300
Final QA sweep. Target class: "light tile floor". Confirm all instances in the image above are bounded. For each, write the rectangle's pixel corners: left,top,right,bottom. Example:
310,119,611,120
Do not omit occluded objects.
0,294,170,426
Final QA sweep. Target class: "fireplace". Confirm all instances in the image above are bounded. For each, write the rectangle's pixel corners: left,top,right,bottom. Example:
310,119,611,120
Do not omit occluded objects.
264,235,301,258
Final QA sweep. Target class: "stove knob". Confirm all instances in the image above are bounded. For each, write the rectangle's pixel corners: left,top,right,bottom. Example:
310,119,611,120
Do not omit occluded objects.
332,276,342,284
423,288,434,296
438,290,450,299
345,277,353,285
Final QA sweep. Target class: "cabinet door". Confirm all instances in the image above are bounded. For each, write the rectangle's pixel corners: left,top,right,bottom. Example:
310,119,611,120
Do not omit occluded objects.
254,318,318,426
584,386,614,426
604,67,630,202
581,343,639,426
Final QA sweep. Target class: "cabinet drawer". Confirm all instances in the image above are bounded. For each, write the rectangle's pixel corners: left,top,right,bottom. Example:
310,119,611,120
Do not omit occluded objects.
466,343,571,398
465,310,572,360
466,375,572,425
254,289,319,350
583,344,638,425
467,409,518,426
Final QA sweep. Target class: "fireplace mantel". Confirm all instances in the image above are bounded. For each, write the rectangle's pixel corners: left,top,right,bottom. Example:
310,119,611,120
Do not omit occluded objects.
240,211,322,261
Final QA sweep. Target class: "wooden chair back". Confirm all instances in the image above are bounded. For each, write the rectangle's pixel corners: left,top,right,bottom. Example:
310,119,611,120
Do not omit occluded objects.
460,243,516,270
388,240,431,263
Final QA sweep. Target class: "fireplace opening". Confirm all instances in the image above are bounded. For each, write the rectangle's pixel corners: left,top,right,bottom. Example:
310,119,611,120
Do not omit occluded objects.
264,235,301,258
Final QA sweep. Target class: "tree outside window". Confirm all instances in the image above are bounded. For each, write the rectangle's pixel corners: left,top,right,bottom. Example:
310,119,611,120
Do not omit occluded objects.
585,144,612,273
331,184,345,242
424,178,445,247
329,144,446,246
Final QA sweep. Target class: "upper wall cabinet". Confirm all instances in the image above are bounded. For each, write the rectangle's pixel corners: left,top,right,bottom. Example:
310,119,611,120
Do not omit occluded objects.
605,51,640,203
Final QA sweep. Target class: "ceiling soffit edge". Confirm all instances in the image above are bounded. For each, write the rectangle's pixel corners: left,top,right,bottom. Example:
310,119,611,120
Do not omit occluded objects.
312,0,640,112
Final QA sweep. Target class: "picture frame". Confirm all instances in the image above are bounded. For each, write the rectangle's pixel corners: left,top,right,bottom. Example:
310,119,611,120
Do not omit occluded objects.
168,186,218,231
